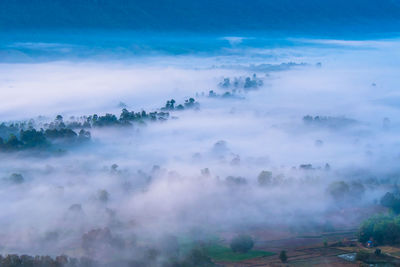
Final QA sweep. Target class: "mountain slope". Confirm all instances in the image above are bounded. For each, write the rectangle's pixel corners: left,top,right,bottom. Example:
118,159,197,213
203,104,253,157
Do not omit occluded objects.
0,0,399,34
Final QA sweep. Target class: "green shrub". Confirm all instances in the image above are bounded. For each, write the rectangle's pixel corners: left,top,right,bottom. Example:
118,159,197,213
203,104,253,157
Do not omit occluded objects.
279,250,287,263
357,214,400,245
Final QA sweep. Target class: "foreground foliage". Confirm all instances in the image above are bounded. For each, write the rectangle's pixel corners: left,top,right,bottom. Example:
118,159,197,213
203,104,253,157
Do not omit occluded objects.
358,214,400,245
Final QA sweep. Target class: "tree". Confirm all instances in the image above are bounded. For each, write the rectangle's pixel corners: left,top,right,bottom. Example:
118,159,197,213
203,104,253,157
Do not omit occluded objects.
78,129,91,141
9,173,24,184
184,98,198,109
4,134,22,150
230,235,254,253
357,214,400,245
120,108,134,121
257,170,272,186
163,99,176,110
220,77,230,88
20,129,47,147
381,192,400,213
279,250,287,263
98,190,109,203
208,90,217,97
55,115,63,122
225,176,247,186
212,140,228,154
111,164,118,172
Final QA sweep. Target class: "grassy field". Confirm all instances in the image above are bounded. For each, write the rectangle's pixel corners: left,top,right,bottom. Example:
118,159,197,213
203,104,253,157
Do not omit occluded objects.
205,244,275,262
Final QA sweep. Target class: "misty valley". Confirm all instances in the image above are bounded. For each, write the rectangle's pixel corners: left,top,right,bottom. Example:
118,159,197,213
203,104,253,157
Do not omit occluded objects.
1,33,400,267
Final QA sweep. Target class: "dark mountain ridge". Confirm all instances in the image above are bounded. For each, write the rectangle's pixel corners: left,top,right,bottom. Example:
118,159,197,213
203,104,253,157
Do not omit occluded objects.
1,0,400,34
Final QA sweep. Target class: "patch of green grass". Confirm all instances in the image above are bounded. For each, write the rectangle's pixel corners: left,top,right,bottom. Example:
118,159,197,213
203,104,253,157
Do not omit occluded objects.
205,244,275,262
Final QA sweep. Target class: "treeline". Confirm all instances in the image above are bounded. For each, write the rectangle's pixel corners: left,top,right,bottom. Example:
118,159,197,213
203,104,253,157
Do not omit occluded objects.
0,254,95,267
39,97,198,129
0,108,168,152
358,214,400,245
303,115,357,128
0,248,214,267
196,90,244,100
0,97,201,152
357,191,400,246
161,98,199,111
67,108,171,129
194,74,264,101
0,126,91,152
0,227,214,266
219,74,263,90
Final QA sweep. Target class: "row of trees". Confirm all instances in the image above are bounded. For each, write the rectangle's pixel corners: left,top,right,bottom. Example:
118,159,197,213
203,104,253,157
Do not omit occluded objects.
0,104,171,151
0,128,91,151
303,115,357,128
64,109,170,129
358,191,400,246
380,192,400,214
327,180,365,201
0,94,204,153
0,254,97,267
0,96,200,150
219,74,263,90
206,90,243,99
161,98,199,111
221,168,336,188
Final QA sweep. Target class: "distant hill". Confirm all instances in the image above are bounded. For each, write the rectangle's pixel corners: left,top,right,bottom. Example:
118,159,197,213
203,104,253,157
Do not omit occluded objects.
1,0,400,35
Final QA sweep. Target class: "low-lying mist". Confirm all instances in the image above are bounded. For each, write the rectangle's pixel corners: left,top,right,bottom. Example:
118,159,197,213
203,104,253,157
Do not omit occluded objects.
0,34,399,265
